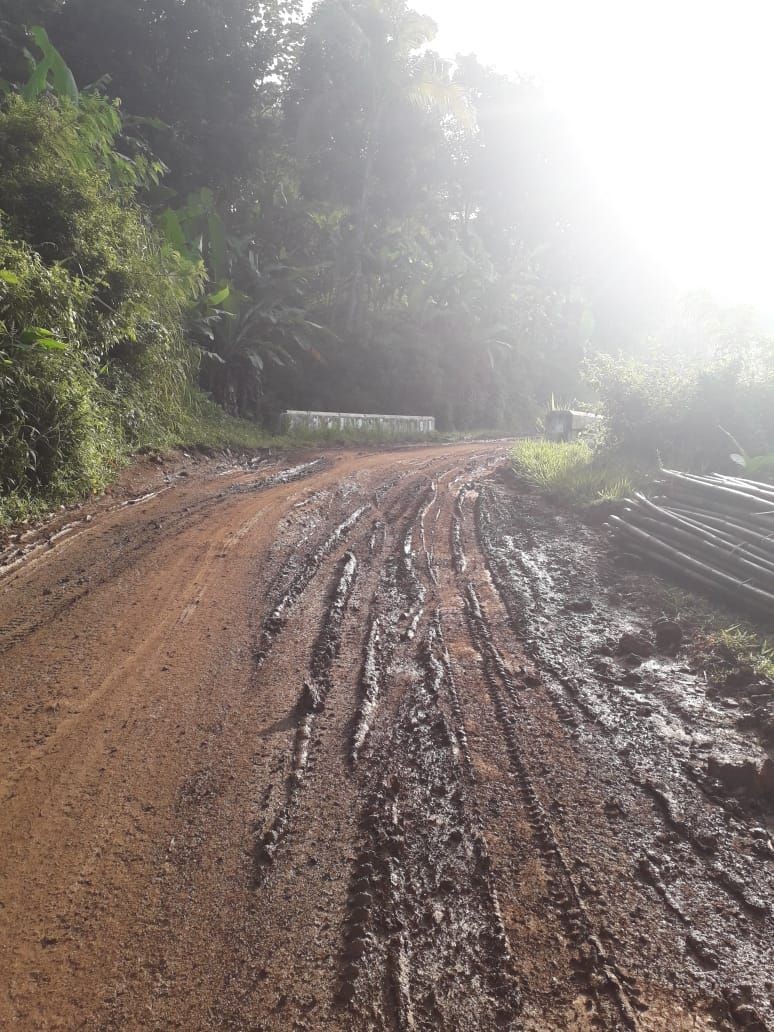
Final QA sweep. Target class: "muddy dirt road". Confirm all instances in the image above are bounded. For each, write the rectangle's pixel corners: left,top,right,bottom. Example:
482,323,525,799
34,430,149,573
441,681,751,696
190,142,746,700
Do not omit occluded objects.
1,442,772,1031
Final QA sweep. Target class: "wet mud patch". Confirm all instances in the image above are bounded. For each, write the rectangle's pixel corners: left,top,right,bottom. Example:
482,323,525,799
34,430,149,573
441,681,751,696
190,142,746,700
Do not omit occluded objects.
471,478,774,1027
339,628,519,1031
254,551,358,881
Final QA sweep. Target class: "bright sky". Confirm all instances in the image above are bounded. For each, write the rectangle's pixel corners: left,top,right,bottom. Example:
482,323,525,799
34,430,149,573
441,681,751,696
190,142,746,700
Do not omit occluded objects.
306,1,774,309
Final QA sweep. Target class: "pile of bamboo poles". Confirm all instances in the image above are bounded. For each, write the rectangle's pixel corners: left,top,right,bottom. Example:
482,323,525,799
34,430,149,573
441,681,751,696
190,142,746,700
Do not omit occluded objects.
608,470,774,618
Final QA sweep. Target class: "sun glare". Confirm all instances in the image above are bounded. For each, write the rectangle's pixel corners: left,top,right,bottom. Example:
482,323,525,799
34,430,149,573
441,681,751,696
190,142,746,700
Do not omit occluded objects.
411,0,774,310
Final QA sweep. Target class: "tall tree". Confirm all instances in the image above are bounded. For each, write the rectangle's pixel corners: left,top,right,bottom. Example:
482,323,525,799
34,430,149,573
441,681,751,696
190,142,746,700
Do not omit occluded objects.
286,0,467,335
41,0,302,199
1,0,635,430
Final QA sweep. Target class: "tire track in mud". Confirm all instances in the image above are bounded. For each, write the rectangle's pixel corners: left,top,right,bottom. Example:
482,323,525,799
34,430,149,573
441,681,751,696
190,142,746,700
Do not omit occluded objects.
339,623,520,1031
473,484,774,919
255,504,370,665
0,457,318,587
229,458,327,496
347,474,447,767
451,482,471,574
237,465,455,1029
0,485,174,583
426,611,475,777
351,615,382,765
448,480,724,1026
462,580,641,1030
334,461,524,1030
417,477,440,586
259,463,436,665
0,459,328,657
247,455,518,1027
254,550,358,880
250,464,457,885
464,479,774,1029
235,457,493,1029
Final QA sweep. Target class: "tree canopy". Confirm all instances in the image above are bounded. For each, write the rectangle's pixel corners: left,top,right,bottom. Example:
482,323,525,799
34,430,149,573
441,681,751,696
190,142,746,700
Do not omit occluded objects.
2,0,736,482
3,0,629,428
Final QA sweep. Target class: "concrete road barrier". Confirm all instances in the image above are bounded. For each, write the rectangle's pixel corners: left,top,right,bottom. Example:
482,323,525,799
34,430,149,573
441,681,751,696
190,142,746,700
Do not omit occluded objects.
282,410,435,435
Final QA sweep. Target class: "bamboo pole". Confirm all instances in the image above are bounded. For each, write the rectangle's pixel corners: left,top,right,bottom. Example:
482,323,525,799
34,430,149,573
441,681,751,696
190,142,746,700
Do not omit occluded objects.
710,474,774,501
667,506,774,557
637,495,774,567
662,509,774,570
609,516,774,617
661,469,774,515
663,487,774,530
621,509,774,590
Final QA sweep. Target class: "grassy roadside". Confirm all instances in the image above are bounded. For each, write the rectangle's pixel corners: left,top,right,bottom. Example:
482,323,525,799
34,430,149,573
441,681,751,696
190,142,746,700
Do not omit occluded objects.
0,399,274,528
510,438,774,681
1,413,510,528
509,438,641,508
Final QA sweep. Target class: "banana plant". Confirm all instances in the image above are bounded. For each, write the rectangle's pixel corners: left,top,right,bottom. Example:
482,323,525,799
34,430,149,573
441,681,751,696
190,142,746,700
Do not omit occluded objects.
159,189,330,409
2,29,167,194
158,188,229,285
20,26,78,104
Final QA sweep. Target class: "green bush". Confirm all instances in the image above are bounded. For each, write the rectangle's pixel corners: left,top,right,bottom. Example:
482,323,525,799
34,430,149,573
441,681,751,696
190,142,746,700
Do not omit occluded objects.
587,352,774,470
0,96,198,360
0,95,203,512
1,347,123,497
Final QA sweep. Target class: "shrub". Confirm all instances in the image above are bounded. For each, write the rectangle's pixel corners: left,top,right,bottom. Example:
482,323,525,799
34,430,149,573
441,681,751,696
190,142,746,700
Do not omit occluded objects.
0,95,201,509
692,625,774,683
587,351,774,470
0,96,197,360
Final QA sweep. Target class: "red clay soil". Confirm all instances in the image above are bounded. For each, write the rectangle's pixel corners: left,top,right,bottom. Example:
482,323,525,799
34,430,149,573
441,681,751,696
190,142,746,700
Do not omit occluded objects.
0,442,772,1031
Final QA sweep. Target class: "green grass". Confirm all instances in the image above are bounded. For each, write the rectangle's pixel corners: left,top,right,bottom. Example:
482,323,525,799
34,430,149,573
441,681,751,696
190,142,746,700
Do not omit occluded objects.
745,453,774,483
174,399,275,450
715,625,774,679
510,438,636,507
690,621,774,683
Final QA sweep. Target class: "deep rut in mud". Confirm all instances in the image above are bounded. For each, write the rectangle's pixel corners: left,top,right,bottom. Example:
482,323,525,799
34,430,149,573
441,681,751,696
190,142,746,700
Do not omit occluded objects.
0,443,772,1031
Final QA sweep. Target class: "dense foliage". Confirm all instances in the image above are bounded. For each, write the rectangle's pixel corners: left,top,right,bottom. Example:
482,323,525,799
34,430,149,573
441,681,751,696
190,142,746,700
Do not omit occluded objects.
588,298,774,470
0,91,200,504
41,0,303,197
29,0,598,429
1,0,772,519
